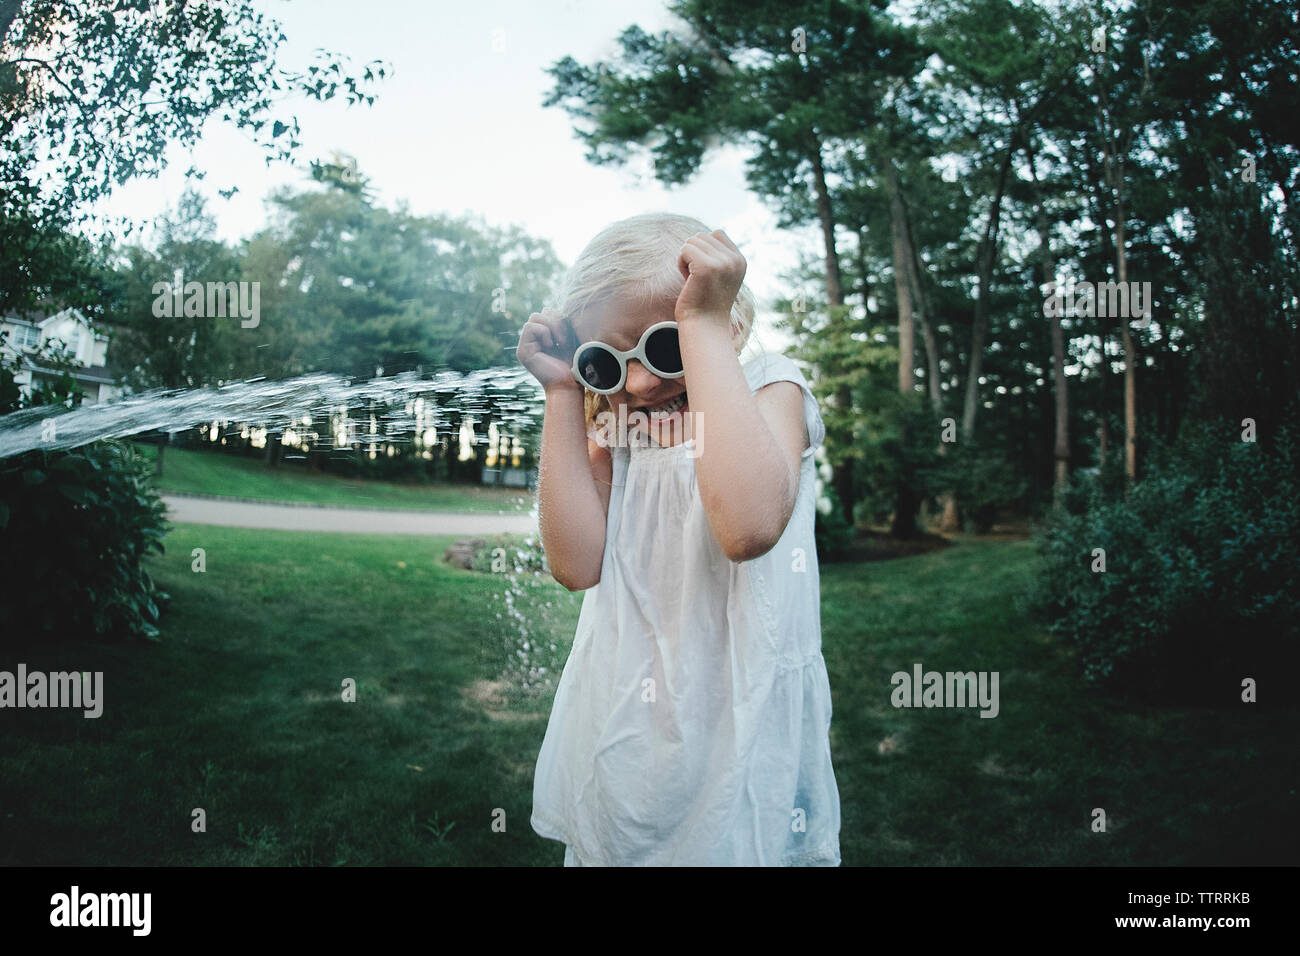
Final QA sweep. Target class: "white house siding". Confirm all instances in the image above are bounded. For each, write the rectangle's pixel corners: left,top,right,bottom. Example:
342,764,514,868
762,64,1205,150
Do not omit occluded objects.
1,309,118,406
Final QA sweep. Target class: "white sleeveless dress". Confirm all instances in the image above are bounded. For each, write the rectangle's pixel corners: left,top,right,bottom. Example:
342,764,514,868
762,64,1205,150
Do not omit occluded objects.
530,351,841,866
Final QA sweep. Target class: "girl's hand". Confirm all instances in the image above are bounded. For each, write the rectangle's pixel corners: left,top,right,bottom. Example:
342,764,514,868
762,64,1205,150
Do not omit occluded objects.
517,309,582,391
675,229,747,325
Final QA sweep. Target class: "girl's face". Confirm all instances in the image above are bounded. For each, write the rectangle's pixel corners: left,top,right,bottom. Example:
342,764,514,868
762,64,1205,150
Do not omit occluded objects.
573,294,708,448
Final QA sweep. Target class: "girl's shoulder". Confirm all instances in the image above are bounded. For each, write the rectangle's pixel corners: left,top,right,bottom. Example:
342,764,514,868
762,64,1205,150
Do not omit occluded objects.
741,351,813,393
741,352,825,455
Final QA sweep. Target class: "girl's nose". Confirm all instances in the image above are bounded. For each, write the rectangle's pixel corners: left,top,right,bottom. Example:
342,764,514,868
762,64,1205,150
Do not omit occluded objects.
624,360,662,395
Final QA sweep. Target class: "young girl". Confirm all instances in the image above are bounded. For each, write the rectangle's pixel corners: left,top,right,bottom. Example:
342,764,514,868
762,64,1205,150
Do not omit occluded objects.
516,212,841,866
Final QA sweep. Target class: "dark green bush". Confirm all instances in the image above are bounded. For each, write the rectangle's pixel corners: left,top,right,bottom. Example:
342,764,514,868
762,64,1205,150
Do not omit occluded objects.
1034,420,1300,697
935,439,1029,534
848,391,945,532
815,483,855,562
0,439,170,644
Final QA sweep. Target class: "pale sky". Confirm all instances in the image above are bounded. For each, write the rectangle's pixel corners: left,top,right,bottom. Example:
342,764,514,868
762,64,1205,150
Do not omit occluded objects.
94,0,817,356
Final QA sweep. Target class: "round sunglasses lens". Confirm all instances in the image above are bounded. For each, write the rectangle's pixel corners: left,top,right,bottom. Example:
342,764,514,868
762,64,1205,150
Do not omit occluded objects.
576,345,621,391
643,326,683,375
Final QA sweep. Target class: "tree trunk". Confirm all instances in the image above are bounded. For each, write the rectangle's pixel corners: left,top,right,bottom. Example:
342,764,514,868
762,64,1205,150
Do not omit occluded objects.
899,185,952,532
888,164,915,395
1114,182,1138,483
961,142,1015,440
885,161,940,410
905,222,941,411
264,431,281,467
890,482,917,538
887,161,917,538
473,414,493,483
1046,228,1069,494
810,143,843,307
1092,32,1149,485
856,227,872,316
1095,198,1111,472
445,414,461,482
938,493,960,533
810,138,855,527
949,137,1015,532
1029,148,1070,496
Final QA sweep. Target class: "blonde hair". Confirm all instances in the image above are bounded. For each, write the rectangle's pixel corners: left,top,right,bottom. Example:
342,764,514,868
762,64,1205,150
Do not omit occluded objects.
550,212,761,436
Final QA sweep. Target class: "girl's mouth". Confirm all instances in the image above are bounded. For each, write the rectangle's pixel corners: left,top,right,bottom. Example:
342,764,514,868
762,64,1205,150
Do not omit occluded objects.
640,391,687,419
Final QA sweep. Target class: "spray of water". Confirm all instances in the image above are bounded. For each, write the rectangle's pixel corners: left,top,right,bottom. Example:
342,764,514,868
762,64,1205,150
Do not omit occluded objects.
0,366,543,459
488,538,573,701
2,363,571,698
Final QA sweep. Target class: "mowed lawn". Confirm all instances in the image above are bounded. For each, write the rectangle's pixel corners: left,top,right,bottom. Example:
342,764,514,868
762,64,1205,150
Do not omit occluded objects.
137,443,534,514
1,529,1295,866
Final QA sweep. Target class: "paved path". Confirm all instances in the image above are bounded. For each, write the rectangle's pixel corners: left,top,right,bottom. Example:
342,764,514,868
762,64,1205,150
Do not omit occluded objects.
161,494,538,536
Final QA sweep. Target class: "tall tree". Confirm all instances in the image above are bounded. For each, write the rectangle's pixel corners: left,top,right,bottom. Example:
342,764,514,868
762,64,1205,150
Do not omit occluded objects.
109,189,248,389
1083,1,1160,482
0,0,385,314
1027,144,1070,493
1143,0,1300,445
543,0,926,524
921,0,1076,446
241,168,563,380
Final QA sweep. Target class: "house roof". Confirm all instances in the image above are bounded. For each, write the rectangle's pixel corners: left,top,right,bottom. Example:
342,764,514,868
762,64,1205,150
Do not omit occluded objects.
39,307,90,326
1,303,90,321
3,308,95,328
26,362,119,386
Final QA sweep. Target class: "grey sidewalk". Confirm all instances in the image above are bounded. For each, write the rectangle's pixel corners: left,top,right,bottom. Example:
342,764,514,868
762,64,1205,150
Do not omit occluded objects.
161,494,538,536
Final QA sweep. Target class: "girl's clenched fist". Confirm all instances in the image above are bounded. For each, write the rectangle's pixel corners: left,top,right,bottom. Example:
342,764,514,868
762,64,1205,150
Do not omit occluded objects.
674,229,747,326
517,309,582,391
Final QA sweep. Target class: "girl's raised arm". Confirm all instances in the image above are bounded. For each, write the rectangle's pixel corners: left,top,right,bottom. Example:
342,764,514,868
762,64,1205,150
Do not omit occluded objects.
675,230,803,561
518,311,608,590
535,384,608,590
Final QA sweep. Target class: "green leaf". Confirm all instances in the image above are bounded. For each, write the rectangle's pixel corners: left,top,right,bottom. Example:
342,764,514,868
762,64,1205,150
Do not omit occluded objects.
56,484,99,505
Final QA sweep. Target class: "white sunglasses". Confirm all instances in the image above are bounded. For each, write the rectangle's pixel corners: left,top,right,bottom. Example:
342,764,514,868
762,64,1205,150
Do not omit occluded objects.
570,321,684,395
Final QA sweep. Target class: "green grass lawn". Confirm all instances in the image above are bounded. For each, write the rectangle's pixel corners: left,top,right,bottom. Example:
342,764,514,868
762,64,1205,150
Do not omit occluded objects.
136,443,534,514
1,530,1294,865
821,538,1297,865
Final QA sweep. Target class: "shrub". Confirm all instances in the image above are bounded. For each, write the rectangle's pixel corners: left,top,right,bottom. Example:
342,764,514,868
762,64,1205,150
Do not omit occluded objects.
469,534,548,574
1033,420,1300,698
850,391,945,532
0,439,170,645
815,483,855,562
934,439,1029,534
